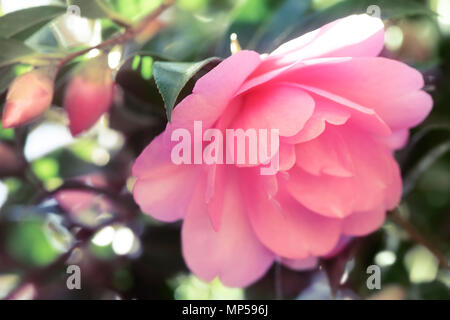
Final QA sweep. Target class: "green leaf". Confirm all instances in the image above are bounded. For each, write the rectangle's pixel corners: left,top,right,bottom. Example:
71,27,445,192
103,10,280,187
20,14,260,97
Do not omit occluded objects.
0,38,35,68
400,125,450,195
153,57,222,121
250,0,311,52
0,122,14,140
7,217,62,267
0,5,66,39
0,64,17,94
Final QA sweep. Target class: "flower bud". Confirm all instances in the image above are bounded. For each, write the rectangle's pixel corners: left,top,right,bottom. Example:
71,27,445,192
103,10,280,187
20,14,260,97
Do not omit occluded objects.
2,67,56,129
64,56,115,136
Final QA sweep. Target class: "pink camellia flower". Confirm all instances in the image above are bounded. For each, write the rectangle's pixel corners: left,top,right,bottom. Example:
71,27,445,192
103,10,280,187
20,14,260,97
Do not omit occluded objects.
132,15,433,287
2,67,56,128
64,57,115,136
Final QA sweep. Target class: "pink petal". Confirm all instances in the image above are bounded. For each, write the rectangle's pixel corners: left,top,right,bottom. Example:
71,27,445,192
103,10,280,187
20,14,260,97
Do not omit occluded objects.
132,133,201,222
284,57,432,130
182,168,274,287
133,166,200,222
272,15,384,60
237,57,349,97
286,126,401,218
282,93,350,144
206,164,226,231
240,84,315,137
324,236,352,258
172,50,261,130
343,206,386,236
282,256,319,271
279,143,296,171
295,125,354,177
244,172,341,259
377,129,410,150
255,14,384,76
132,132,177,179
292,83,391,136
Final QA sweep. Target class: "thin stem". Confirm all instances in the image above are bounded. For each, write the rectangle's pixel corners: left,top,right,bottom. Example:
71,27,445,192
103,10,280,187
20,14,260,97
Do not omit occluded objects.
389,208,449,270
110,16,133,30
274,260,283,300
58,0,175,68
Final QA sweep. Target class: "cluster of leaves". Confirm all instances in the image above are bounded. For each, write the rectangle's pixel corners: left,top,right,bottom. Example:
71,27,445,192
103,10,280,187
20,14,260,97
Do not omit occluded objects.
0,0,448,300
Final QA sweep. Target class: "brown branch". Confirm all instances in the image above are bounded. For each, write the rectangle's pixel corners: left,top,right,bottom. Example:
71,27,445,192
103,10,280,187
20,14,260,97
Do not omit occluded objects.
389,209,449,270
57,0,175,68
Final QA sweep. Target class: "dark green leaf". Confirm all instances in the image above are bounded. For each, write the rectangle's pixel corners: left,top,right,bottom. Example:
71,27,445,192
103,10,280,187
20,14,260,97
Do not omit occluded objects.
153,57,222,121
0,38,35,67
400,125,450,195
0,5,66,39
0,64,17,94
250,0,311,53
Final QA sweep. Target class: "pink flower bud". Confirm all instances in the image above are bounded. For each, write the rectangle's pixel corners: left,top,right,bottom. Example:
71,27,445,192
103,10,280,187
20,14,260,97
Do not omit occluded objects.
2,67,56,129
64,57,115,136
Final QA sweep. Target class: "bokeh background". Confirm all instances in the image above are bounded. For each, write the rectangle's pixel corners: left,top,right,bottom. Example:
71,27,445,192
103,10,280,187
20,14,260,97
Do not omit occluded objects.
0,0,449,300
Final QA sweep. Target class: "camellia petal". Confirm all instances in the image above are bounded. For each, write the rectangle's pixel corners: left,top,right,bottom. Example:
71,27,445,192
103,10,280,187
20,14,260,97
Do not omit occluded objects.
256,14,385,75
243,171,341,259
182,169,274,287
286,126,401,218
133,133,201,222
240,84,315,137
284,57,432,130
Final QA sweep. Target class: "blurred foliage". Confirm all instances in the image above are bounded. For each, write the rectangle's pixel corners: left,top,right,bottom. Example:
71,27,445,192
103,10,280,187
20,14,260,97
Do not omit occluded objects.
0,0,449,300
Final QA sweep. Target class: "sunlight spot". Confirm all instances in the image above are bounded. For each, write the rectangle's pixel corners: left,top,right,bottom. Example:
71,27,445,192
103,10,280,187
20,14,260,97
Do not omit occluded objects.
375,250,397,267
385,25,404,51
404,245,439,283
92,226,115,247
112,227,135,256
108,49,122,69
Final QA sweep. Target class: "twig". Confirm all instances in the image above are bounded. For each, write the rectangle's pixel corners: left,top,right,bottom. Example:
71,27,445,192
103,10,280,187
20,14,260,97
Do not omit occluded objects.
274,260,283,300
389,208,449,270
110,17,132,30
57,0,175,68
